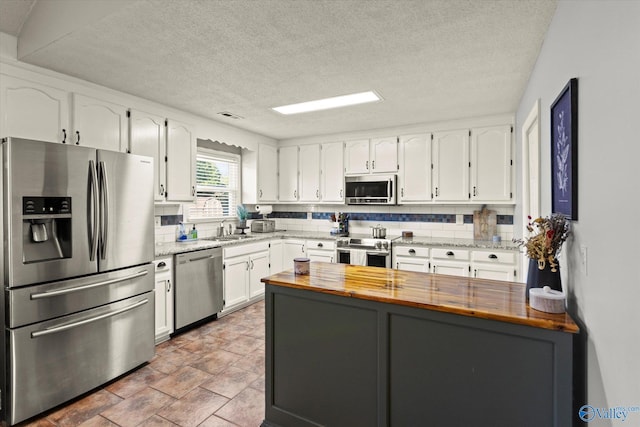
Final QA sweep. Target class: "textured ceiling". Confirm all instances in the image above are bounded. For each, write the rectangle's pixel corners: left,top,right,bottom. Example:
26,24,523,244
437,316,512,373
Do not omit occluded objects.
0,0,557,140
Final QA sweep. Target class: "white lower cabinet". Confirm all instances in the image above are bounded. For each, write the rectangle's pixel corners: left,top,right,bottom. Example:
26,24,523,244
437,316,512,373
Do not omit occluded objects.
153,257,174,344
282,239,306,271
223,242,270,314
431,248,470,277
269,239,284,274
471,249,518,281
305,239,336,263
393,246,430,273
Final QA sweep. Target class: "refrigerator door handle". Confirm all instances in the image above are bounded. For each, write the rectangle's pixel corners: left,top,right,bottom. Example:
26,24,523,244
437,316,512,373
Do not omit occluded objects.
89,160,99,261
30,298,149,338
99,160,110,259
30,270,149,299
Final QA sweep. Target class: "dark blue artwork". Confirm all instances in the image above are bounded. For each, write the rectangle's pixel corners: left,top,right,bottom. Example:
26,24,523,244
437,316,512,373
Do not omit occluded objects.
551,78,578,220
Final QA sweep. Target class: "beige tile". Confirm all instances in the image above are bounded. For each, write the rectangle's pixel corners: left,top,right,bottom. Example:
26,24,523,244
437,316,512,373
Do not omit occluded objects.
232,349,265,375
157,387,229,427
149,347,203,375
20,418,57,427
249,374,266,392
136,415,179,426
214,387,265,427
222,334,263,356
189,349,243,376
198,415,238,427
77,415,119,427
100,387,174,427
151,366,213,399
201,366,260,399
105,365,167,398
45,389,122,427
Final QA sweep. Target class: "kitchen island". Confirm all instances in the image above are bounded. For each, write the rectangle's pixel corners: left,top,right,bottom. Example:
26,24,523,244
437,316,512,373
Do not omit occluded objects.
261,262,578,427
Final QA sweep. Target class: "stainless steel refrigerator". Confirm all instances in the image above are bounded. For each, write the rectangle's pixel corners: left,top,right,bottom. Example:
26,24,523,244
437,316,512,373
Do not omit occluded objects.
1,137,156,425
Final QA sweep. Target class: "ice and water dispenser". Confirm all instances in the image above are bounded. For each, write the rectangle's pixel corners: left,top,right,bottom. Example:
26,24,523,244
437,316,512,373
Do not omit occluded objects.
22,196,72,263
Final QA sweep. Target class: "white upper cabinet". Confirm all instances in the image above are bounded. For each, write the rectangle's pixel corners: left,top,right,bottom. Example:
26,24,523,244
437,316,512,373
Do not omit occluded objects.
278,145,299,202
0,75,69,143
258,144,278,202
470,125,513,202
344,138,398,175
370,137,398,173
299,144,321,202
398,133,432,203
129,109,166,201
320,141,345,203
432,129,470,202
344,139,370,174
166,119,196,202
71,94,128,151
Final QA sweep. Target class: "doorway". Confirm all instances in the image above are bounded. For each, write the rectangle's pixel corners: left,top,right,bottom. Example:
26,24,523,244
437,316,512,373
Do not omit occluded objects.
521,99,541,281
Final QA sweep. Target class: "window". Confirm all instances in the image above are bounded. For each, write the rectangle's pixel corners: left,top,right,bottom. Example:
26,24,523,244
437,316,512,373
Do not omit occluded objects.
189,148,240,220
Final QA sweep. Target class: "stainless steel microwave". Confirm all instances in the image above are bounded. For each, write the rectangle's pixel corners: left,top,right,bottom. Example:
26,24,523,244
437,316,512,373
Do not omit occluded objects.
345,175,397,205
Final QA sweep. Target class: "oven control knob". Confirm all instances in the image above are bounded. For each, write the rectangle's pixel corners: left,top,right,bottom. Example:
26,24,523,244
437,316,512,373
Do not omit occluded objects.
382,242,389,250
375,241,382,249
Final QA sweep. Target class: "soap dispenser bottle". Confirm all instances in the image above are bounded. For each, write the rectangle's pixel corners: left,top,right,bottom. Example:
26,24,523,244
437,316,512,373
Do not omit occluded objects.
191,224,198,240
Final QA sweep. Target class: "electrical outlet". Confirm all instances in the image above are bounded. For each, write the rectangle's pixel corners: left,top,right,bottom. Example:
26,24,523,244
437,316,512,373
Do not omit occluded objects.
154,217,161,227
580,246,588,276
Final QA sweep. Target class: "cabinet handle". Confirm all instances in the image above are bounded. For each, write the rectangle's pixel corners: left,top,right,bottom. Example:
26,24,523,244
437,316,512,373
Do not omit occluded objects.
160,184,165,196
250,260,254,269
339,189,343,198
408,249,416,254
474,269,477,278
401,188,404,197
301,244,305,253
192,186,196,196
473,186,477,197
330,256,334,263
294,189,297,198
366,160,369,170
167,279,172,292
317,243,323,248
372,160,375,170
396,262,399,269
157,261,166,268
488,254,498,259
433,265,437,274
316,189,319,198
259,189,263,198
246,261,250,271
446,251,454,256
62,129,67,143
75,131,80,145
435,187,439,197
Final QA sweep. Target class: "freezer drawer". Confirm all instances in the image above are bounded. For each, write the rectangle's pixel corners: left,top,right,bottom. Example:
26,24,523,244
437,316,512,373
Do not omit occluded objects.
175,247,223,330
6,292,155,425
7,263,154,328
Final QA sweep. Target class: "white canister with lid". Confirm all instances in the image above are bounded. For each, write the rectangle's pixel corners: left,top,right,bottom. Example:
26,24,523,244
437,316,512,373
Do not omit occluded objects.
529,286,566,313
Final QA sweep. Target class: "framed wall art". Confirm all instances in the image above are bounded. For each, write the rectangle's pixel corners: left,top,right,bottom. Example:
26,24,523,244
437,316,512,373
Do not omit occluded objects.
550,78,578,220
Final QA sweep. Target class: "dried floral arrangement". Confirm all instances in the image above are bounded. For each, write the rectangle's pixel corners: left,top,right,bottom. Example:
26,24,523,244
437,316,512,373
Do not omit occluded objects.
513,214,570,272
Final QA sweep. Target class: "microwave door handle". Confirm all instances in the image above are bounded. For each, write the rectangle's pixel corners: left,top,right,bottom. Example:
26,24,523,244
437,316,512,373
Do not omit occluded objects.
99,161,109,259
89,160,99,261
388,178,392,202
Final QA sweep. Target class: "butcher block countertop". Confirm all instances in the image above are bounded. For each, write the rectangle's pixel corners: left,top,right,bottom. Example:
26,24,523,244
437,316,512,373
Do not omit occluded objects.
262,262,579,334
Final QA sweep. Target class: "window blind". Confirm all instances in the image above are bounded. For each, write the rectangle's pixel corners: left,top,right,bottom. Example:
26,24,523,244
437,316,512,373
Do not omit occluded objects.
189,149,240,220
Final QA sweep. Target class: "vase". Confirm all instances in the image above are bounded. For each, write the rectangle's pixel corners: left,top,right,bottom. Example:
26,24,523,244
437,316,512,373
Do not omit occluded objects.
525,258,561,299
237,219,247,228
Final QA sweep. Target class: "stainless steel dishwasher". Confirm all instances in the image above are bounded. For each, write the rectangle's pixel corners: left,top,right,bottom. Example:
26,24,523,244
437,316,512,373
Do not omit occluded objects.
174,247,223,331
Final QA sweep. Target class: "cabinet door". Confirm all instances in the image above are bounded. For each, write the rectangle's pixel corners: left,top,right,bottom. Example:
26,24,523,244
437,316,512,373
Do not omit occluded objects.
282,240,306,271
166,119,196,202
270,240,284,274
249,250,270,298
395,257,430,273
432,129,470,201
344,139,370,174
258,144,278,202
71,94,127,151
278,146,299,202
472,264,515,281
398,134,431,202
224,255,249,311
299,144,321,202
432,261,469,277
129,110,167,201
321,142,345,202
470,125,512,202
370,137,398,173
153,257,174,344
0,75,69,143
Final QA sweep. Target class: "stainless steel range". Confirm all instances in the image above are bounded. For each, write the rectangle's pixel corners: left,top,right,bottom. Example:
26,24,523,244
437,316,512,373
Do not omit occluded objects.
336,236,392,268
1,137,155,425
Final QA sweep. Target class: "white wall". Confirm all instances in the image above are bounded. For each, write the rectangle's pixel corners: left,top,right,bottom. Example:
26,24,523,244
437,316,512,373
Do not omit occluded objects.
516,0,640,418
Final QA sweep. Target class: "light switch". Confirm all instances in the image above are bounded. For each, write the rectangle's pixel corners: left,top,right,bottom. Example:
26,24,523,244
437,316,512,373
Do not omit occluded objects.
154,216,161,227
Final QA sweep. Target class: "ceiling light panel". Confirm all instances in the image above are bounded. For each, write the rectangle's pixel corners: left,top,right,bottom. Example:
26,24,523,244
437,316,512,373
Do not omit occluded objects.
272,91,382,115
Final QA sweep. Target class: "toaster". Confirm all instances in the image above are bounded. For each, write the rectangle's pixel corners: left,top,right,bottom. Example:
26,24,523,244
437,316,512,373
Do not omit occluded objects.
251,219,276,233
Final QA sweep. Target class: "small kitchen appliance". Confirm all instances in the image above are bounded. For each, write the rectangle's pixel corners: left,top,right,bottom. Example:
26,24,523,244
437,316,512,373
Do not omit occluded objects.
251,219,276,233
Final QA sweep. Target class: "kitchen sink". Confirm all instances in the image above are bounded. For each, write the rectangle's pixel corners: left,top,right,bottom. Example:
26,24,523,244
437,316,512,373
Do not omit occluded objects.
206,235,250,241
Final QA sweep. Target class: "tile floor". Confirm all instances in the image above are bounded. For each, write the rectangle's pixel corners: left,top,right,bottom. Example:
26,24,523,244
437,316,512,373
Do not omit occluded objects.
21,301,266,427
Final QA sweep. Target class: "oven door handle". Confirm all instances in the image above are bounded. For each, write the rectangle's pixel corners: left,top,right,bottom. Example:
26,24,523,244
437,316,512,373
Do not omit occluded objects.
31,298,149,338
30,270,148,300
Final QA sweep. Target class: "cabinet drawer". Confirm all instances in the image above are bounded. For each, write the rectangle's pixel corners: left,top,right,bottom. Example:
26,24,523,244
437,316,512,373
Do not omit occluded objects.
224,241,270,259
306,239,336,251
153,256,173,274
394,246,430,258
471,250,516,265
431,248,469,261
